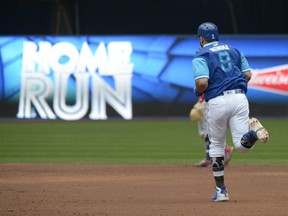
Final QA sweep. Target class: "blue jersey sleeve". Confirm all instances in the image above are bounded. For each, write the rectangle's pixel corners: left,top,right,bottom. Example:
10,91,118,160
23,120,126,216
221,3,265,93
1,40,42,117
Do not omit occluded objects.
240,52,250,72
192,57,209,80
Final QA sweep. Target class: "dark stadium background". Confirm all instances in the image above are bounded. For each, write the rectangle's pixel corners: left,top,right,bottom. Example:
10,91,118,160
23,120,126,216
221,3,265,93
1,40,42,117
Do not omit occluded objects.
0,0,287,35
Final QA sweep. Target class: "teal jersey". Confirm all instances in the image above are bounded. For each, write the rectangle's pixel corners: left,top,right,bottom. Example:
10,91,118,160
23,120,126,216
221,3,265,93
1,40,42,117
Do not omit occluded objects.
192,41,250,101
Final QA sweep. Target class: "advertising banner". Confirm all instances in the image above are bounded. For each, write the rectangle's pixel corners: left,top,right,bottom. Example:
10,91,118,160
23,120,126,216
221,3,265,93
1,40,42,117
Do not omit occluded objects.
0,36,287,120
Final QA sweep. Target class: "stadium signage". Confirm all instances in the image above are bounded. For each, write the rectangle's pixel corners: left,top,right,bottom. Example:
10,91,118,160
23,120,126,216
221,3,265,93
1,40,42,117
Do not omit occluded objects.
17,40,134,120
249,65,288,95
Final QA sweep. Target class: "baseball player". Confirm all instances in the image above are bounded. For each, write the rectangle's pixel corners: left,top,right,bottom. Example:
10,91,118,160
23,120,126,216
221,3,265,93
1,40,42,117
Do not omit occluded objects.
192,22,269,202
190,94,234,167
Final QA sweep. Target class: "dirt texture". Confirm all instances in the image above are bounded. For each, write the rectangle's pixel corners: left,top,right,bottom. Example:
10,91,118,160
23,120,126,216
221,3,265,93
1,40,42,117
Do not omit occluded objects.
0,164,287,216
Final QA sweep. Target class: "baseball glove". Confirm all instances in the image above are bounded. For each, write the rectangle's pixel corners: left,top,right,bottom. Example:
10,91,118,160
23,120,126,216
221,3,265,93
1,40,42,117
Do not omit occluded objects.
189,101,205,122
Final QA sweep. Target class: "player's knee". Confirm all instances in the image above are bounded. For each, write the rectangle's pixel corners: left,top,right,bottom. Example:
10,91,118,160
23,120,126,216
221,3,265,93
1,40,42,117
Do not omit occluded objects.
211,157,224,172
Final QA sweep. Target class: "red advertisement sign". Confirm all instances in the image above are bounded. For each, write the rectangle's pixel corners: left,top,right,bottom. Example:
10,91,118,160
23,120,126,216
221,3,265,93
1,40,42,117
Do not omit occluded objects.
249,64,288,95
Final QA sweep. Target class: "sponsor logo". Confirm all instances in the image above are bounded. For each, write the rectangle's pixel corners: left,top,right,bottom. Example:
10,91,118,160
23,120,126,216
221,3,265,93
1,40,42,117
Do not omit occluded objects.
249,64,288,95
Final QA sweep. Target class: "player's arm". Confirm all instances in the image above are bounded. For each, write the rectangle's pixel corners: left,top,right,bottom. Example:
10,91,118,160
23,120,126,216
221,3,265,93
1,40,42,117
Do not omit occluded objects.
240,52,251,82
244,70,252,82
192,58,209,94
196,78,208,93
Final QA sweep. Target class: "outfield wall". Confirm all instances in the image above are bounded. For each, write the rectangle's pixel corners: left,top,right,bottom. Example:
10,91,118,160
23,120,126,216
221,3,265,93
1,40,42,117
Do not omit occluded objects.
0,35,287,120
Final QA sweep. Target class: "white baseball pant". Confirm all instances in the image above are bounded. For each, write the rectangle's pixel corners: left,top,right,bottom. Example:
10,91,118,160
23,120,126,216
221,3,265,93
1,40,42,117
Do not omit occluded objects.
206,91,250,158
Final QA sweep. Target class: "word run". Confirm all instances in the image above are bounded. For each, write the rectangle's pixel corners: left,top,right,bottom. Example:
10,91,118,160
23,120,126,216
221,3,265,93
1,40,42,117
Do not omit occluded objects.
17,40,134,120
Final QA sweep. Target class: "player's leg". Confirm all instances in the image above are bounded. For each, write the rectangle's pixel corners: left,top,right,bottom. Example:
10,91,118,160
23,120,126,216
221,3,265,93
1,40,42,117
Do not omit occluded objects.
224,145,234,166
195,117,211,167
204,136,211,161
229,94,251,152
195,136,211,167
229,94,269,152
206,97,229,201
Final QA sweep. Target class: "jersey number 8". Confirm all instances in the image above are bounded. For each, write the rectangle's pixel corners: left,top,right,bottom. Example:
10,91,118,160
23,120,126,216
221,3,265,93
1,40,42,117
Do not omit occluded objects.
218,51,232,72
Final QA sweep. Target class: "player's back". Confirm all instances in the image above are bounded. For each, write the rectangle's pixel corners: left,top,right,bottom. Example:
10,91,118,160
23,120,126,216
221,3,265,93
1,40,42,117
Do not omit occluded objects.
196,42,248,101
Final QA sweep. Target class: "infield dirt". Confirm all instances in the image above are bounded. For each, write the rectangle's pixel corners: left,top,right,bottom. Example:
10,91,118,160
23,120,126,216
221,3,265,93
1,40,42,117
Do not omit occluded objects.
0,164,287,216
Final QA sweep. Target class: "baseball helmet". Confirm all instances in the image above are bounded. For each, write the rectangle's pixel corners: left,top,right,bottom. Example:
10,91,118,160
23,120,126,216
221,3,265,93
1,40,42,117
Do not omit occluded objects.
197,22,218,40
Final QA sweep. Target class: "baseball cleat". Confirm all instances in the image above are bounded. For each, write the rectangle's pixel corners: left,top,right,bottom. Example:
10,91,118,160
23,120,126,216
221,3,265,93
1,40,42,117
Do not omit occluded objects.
224,146,234,166
194,159,211,167
211,186,229,202
249,118,269,143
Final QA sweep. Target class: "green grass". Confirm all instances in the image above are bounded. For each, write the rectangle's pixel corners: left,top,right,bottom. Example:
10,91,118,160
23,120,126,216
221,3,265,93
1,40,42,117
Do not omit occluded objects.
0,119,287,164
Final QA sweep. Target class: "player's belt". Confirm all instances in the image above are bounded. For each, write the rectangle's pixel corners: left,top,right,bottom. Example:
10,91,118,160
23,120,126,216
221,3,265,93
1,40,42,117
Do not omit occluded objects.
221,89,245,95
